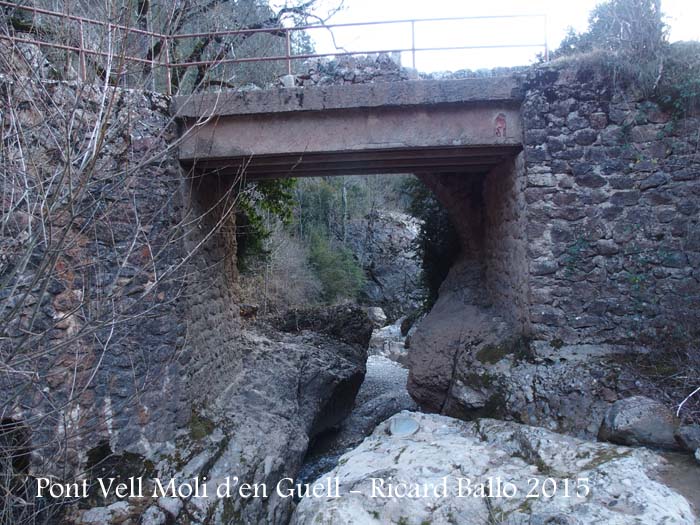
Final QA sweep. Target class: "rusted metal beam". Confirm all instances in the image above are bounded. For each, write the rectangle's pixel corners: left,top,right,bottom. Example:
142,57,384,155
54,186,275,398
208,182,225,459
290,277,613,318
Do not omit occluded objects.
181,145,522,179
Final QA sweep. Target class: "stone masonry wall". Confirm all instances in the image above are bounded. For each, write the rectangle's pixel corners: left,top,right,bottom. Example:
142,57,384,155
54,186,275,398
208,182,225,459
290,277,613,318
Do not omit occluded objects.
0,76,250,482
417,167,530,330
0,77,188,474
179,173,243,404
483,154,531,332
521,65,700,344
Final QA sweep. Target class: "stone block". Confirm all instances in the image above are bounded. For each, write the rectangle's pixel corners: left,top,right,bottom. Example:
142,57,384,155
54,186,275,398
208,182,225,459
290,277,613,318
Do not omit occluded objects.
573,128,598,145
639,172,669,191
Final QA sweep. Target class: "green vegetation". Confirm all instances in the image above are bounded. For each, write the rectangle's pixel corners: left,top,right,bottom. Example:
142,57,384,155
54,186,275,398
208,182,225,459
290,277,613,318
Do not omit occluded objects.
581,448,632,471
237,173,461,312
401,177,460,308
552,0,700,119
476,343,512,365
654,41,700,118
189,409,215,440
553,0,666,59
236,178,297,269
238,175,416,308
308,232,366,303
475,338,533,365
549,338,564,350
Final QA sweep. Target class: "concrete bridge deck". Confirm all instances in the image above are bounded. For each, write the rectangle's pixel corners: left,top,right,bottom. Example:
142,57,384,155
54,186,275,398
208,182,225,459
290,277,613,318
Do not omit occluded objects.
173,77,523,179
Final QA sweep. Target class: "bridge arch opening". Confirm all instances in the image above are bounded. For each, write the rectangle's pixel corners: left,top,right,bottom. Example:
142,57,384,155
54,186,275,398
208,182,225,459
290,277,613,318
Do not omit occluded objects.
183,154,529,334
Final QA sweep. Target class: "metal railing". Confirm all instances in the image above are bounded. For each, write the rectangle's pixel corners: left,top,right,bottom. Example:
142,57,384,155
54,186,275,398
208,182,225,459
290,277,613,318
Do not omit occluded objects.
0,1,548,95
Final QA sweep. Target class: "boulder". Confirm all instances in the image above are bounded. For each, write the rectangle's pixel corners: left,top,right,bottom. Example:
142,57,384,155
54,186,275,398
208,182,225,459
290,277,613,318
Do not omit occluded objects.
599,396,681,450
676,424,700,451
76,318,370,525
407,259,511,413
291,412,697,525
365,306,387,328
159,323,368,524
445,341,667,439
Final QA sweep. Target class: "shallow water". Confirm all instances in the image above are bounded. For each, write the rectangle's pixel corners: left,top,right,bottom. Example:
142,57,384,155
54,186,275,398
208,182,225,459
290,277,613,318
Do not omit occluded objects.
298,355,415,484
655,451,700,516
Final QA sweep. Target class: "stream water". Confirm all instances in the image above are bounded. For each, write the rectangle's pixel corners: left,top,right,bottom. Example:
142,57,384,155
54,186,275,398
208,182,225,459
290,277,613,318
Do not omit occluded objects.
298,318,417,485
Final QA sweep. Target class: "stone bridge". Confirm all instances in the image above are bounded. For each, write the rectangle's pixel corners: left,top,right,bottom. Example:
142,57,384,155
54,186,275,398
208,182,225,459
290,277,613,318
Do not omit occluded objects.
170,69,700,347
172,77,523,179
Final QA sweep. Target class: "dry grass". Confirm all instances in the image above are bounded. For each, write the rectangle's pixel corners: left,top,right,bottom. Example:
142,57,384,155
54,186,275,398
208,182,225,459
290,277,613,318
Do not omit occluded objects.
622,347,700,425
238,227,323,316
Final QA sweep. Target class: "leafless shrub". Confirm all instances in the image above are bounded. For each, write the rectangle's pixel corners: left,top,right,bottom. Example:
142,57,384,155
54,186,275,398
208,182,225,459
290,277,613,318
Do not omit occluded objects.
0,0,346,519
0,32,246,525
627,349,700,425
1,0,344,93
239,226,323,316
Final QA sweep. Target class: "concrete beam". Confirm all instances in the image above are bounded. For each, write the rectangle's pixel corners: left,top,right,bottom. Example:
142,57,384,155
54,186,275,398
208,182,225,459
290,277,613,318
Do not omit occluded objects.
178,104,522,176
171,77,521,117
175,77,523,179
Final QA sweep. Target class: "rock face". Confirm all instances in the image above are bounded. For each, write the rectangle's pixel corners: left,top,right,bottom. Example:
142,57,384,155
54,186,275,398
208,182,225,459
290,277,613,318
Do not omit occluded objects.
409,301,670,439
346,211,424,321
298,355,417,485
74,309,372,525
599,396,681,450
291,412,697,525
406,259,511,413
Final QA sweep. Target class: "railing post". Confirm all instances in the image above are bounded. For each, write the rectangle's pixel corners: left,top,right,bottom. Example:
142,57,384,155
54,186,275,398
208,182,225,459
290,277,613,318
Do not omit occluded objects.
78,20,87,81
286,28,292,75
411,20,416,69
544,15,549,61
164,36,172,96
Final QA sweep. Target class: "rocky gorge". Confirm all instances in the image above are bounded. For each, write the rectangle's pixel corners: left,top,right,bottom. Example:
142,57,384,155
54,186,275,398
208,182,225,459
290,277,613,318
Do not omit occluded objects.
1,25,699,525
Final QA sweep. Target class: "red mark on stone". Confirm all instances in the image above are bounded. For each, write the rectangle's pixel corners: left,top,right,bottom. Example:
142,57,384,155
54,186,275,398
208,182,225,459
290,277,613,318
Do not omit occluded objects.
495,113,507,137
